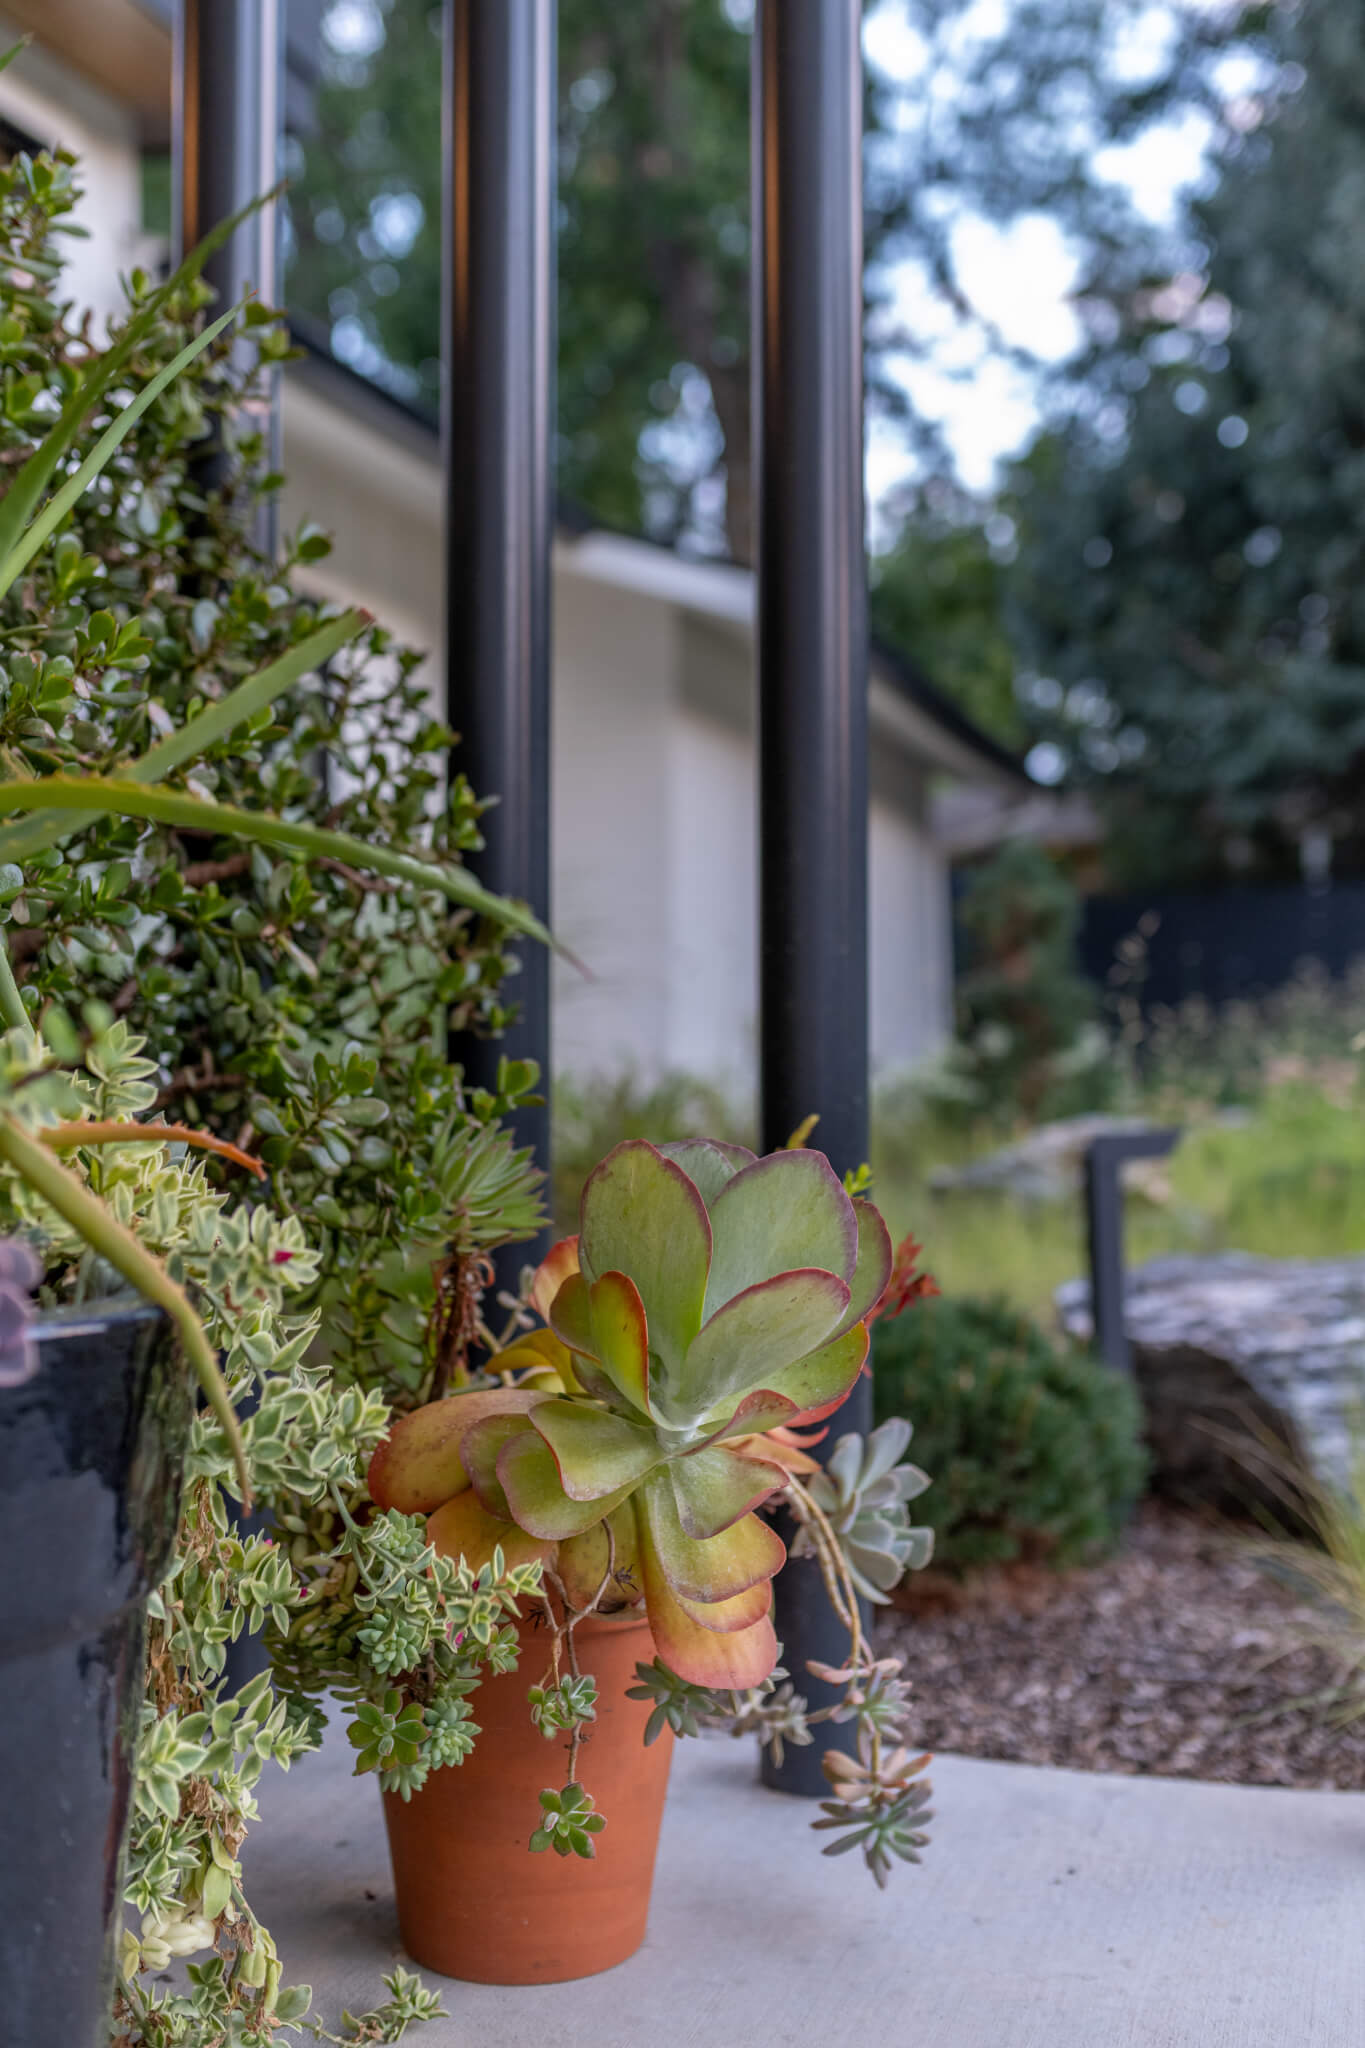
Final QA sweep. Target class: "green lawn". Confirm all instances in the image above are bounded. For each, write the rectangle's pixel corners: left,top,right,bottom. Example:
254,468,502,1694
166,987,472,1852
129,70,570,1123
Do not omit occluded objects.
874,1083,1365,1320
554,1068,1365,1327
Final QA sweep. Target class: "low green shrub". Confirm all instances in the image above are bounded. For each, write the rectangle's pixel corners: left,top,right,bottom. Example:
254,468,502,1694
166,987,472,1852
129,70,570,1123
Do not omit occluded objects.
871,1294,1148,1570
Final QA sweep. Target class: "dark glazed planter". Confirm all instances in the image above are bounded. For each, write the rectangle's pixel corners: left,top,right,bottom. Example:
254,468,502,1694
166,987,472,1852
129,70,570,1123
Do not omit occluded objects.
0,1298,187,2048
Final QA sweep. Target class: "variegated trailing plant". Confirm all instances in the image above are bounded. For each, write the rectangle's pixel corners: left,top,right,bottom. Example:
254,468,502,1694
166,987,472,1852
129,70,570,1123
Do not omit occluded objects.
368,1137,938,1885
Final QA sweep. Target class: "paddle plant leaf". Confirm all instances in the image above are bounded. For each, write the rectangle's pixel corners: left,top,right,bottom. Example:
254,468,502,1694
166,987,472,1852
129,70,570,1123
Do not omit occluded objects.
529,1400,662,1502
637,1507,778,1688
637,1471,785,1604
741,1322,870,1429
673,1579,775,1633
674,1266,850,1422
703,1148,858,1319
588,1269,652,1416
556,1502,643,1613
836,1198,894,1336
656,1138,753,1208
669,1443,787,1541
426,1487,554,1578
578,1141,711,1376
496,1427,635,1539
460,1413,538,1520
366,1388,552,1514
529,1235,580,1322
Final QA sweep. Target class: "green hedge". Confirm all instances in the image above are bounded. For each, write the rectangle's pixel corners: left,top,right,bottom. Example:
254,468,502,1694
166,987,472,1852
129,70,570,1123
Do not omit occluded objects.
871,1295,1148,1571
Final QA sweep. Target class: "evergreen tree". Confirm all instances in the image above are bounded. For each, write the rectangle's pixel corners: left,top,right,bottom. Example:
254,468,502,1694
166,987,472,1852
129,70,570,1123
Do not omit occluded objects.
1010,0,1365,883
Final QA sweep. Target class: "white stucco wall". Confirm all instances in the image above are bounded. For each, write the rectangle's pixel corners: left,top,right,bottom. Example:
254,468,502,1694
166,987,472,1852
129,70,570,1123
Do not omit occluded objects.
869,744,953,1074
667,622,757,1090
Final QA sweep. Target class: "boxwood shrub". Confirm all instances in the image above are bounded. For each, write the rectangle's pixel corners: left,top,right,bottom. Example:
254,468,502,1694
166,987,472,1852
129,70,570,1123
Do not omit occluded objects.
871,1294,1148,1571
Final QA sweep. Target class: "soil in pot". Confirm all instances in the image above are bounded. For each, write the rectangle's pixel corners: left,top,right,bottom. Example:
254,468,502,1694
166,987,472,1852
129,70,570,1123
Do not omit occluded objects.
382,1607,674,1984
0,1298,185,2048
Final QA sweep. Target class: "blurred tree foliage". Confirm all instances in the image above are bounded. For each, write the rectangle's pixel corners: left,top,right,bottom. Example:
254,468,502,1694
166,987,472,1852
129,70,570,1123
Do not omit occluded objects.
869,505,1021,746
283,0,1251,747
952,842,1108,1124
1008,0,1365,884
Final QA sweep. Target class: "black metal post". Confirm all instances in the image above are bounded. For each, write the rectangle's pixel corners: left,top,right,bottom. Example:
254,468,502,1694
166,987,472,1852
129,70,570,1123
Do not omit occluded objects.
173,0,285,1693
172,0,285,558
1084,1130,1181,1370
443,0,555,1279
754,0,870,1797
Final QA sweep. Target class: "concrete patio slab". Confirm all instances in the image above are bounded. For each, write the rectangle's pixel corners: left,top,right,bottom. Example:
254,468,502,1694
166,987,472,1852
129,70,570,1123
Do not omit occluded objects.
248,1725,1365,2047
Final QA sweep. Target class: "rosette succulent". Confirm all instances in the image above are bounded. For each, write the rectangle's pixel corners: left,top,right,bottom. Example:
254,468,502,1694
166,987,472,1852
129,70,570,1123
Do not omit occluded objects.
368,1139,892,1688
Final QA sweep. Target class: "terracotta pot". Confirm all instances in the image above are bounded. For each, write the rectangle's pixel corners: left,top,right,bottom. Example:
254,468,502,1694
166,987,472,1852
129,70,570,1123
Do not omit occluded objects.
382,1607,674,1984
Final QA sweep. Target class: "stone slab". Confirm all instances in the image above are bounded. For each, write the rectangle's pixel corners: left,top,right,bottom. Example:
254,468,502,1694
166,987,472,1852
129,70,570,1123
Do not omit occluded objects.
247,1721,1365,2047
1058,1252,1365,1499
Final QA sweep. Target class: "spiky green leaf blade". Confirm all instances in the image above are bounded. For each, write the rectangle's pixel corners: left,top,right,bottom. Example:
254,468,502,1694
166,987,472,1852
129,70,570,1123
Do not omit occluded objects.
669,1443,786,1540
0,608,372,864
673,1267,849,1422
0,780,551,945
529,1399,661,1502
0,302,240,602
702,1148,858,1319
0,186,277,571
578,1141,711,1376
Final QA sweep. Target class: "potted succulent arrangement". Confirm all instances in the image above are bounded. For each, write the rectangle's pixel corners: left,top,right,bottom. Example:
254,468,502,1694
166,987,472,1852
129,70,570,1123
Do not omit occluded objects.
361,1136,937,1984
0,121,549,2045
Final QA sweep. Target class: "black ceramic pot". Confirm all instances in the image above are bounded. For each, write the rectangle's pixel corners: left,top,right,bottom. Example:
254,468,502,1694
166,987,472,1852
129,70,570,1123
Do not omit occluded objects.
0,1298,187,2048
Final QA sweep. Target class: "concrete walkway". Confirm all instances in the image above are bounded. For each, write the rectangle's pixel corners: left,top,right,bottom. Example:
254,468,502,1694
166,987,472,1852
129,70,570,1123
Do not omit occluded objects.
249,1727,1365,2047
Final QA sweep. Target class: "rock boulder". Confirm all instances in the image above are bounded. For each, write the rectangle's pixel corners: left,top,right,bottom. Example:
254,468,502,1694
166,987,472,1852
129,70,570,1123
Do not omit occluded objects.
1056,1253,1365,1506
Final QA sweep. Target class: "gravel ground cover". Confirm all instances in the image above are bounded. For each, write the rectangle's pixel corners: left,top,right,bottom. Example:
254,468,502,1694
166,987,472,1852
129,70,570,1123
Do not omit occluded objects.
876,1502,1365,1790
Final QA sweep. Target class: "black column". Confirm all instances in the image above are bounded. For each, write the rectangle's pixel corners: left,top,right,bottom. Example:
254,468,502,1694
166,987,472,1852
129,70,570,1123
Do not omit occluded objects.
443,1,555,1277
754,0,870,1796
172,0,285,558
173,1,286,1693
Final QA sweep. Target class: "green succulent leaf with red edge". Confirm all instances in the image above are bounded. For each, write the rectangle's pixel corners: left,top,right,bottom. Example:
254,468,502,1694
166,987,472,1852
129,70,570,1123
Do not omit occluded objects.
367,1139,893,1688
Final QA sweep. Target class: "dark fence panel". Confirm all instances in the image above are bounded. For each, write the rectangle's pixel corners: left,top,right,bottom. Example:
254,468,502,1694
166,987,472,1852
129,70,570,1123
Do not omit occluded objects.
1077,882,1365,1012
